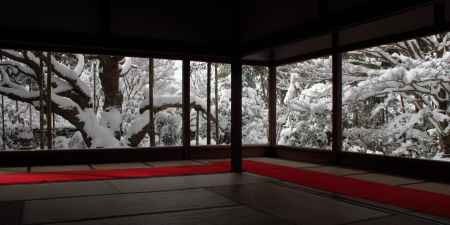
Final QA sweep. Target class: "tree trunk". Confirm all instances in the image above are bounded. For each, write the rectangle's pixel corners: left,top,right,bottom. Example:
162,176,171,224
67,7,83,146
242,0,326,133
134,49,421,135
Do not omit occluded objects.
196,109,199,145
46,53,53,149
98,56,123,139
437,89,450,155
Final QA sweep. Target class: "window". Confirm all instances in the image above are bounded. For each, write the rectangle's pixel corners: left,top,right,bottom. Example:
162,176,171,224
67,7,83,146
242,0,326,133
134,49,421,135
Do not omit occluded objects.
342,33,450,161
0,50,185,150
190,61,230,145
276,57,332,149
242,65,268,144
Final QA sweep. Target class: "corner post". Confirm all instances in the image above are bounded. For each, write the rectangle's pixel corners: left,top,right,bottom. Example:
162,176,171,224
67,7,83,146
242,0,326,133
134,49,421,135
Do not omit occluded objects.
231,57,242,172
332,32,343,163
267,63,277,156
182,59,191,159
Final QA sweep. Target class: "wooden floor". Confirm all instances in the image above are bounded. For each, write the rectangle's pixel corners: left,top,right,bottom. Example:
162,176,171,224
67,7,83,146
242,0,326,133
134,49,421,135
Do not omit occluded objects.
0,158,449,225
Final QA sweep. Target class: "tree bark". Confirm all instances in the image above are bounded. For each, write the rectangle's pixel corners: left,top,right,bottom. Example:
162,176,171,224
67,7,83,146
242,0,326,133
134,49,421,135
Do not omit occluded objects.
438,89,450,155
46,53,53,149
98,56,123,139
196,109,199,145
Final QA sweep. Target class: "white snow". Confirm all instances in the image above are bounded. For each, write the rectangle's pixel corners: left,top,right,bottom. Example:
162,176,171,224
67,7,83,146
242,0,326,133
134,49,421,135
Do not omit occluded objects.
78,109,120,148
100,108,122,133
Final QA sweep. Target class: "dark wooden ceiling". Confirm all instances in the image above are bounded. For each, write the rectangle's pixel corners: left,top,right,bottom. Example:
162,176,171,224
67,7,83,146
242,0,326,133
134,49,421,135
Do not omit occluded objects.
0,0,445,64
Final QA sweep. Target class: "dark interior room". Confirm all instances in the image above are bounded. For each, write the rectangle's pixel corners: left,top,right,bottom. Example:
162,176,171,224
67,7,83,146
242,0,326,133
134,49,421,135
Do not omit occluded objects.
0,1,449,224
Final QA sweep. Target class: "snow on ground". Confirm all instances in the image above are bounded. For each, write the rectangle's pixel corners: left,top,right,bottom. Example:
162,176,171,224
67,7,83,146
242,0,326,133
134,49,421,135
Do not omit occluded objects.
77,109,120,148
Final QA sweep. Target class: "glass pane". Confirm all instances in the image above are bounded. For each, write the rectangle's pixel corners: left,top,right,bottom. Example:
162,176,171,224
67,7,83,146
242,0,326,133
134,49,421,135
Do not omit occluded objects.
0,50,185,150
190,61,208,145
153,59,182,146
242,65,268,144
342,33,450,161
276,56,332,149
213,63,231,145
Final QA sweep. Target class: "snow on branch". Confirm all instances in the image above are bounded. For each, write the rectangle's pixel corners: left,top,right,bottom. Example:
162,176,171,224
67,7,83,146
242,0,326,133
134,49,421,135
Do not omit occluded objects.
50,55,91,99
120,57,134,76
139,94,215,119
0,67,39,102
73,54,85,76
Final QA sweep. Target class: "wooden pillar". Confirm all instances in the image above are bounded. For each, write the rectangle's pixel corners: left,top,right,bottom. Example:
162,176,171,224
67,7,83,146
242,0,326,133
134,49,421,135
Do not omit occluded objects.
214,64,219,144
231,57,242,172
46,53,53,150
206,62,211,145
1,95,4,150
332,32,343,163
267,64,277,156
182,59,191,159
39,56,45,150
93,60,97,112
148,58,156,146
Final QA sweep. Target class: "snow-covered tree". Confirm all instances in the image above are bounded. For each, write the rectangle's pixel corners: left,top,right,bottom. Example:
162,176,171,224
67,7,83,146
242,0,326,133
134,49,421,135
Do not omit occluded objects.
0,51,207,148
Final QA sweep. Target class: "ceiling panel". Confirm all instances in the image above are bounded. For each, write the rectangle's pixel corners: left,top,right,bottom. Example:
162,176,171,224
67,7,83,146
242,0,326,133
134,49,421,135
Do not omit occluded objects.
0,1,101,34
240,0,320,43
338,5,434,47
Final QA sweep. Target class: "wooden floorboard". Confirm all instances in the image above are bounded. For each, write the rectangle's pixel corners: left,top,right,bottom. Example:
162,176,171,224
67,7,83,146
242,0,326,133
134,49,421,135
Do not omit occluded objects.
109,173,271,193
304,165,369,176
146,160,204,167
347,173,424,186
0,201,23,225
249,157,324,168
22,189,236,225
403,182,450,195
44,206,292,225
0,159,448,225
208,182,388,225
0,167,28,173
347,214,444,225
0,181,119,202
91,162,149,170
30,165,92,172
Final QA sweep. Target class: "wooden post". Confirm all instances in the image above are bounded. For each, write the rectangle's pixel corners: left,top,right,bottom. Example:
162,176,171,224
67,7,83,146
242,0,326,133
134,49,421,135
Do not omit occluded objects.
1,95,4,150
196,109,199,145
93,60,97,113
267,64,277,156
182,59,191,159
206,62,211,145
332,32,343,163
39,55,45,150
214,64,219,144
46,53,53,150
231,57,242,172
148,58,156,146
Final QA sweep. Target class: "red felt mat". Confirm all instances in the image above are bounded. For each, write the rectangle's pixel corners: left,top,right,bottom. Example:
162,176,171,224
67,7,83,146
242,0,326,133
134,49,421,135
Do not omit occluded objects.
0,160,449,219
244,160,450,219
0,161,230,185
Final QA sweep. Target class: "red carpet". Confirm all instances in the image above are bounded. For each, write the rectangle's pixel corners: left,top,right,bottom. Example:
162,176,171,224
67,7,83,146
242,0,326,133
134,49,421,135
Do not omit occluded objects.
244,160,450,219
0,160,449,219
0,161,230,185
